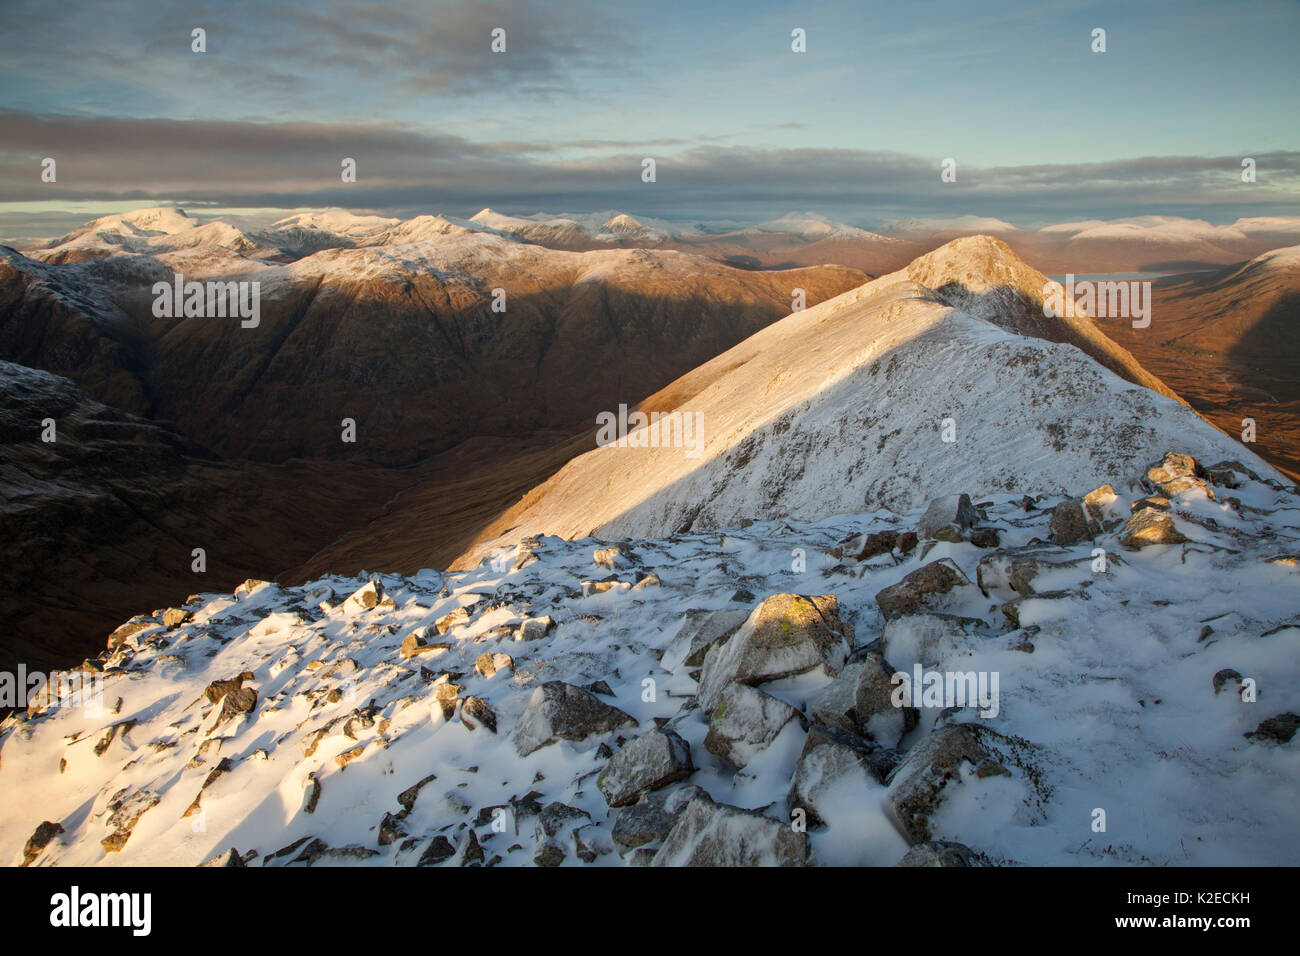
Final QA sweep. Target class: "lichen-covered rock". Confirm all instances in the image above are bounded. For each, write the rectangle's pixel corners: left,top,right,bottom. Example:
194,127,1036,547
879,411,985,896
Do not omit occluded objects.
198,847,245,867
696,593,851,712
512,681,637,757
875,559,973,620
704,682,802,769
598,728,694,806
652,795,808,867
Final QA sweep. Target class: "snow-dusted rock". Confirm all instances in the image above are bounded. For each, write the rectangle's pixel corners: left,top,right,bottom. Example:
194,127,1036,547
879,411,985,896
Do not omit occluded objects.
697,593,851,712
704,682,803,769
884,724,1011,845
918,494,979,542
875,559,974,620
652,796,808,867
660,607,750,672
512,681,637,757
598,728,694,806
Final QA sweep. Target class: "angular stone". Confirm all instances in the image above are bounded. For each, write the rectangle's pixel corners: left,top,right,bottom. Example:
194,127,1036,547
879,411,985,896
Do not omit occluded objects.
897,841,985,866
161,607,192,628
417,835,455,866
696,593,851,712
788,724,890,827
460,695,497,733
660,608,750,672
1244,713,1299,744
434,606,470,634
400,630,452,659
198,847,245,867
1048,498,1094,546
704,682,802,769
342,579,383,613
875,559,973,620
1119,508,1187,549
652,796,808,867
515,616,554,642
1083,484,1125,531
918,494,979,542
474,652,513,678
512,681,637,757
884,724,1010,844
598,728,694,806
21,820,63,866
611,786,705,855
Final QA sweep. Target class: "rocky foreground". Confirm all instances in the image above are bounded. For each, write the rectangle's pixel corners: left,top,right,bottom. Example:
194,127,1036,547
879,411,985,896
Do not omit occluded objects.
3,452,1299,867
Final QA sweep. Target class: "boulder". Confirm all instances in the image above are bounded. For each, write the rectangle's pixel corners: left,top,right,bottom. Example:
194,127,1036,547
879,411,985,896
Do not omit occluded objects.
809,650,916,746
598,728,694,806
611,785,707,855
515,616,554,642
533,802,591,866
106,618,155,651
460,696,497,733
884,724,1011,844
918,494,979,542
20,820,63,866
434,606,470,634
474,651,513,678
652,796,808,867
342,579,383,613
1048,498,1094,546
788,724,892,827
875,559,973,620
897,841,986,866
878,613,973,670
512,681,637,757
161,607,192,628
696,593,851,712
1119,508,1187,549
400,630,452,659
198,847,245,867
704,682,803,769
1244,713,1299,744
1083,484,1125,530
660,608,750,672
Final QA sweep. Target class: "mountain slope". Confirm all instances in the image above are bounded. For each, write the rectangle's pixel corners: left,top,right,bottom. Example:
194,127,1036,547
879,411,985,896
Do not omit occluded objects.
455,237,1278,566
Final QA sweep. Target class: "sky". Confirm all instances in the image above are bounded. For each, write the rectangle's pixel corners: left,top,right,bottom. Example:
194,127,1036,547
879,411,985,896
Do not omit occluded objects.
1,0,1298,239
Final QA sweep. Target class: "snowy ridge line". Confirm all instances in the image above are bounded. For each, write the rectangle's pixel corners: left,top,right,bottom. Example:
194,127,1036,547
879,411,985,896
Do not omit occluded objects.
3,450,1298,867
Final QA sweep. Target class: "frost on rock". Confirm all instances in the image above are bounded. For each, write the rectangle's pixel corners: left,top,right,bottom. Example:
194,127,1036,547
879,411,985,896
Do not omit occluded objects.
696,593,851,712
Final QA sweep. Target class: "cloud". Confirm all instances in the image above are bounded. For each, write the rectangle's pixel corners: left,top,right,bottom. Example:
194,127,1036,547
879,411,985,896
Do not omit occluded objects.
1,111,1297,227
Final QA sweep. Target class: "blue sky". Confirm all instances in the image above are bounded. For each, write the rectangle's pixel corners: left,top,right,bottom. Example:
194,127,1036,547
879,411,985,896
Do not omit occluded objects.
1,0,1297,234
